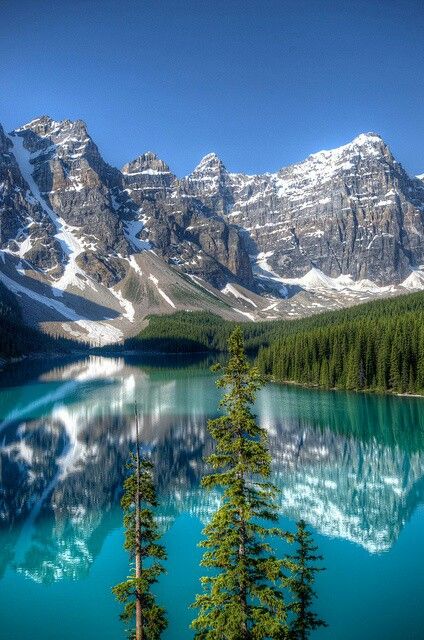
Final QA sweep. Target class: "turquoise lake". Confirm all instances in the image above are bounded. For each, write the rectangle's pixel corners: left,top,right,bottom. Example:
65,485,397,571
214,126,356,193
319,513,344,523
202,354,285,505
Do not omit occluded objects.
0,354,424,639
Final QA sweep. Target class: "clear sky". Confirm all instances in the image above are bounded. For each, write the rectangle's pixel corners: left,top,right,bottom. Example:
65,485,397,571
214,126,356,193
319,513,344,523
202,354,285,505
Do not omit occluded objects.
0,0,423,176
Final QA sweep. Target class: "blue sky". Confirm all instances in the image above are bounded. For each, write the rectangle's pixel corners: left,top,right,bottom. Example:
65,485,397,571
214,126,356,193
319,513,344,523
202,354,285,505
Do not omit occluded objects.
0,0,423,176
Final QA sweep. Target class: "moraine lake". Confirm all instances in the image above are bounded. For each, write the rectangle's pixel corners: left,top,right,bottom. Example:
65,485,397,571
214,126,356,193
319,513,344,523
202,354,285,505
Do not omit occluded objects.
0,355,424,640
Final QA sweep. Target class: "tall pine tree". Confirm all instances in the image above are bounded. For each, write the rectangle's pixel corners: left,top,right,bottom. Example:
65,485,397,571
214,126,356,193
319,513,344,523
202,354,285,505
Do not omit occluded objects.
283,520,326,640
113,404,167,640
191,327,288,639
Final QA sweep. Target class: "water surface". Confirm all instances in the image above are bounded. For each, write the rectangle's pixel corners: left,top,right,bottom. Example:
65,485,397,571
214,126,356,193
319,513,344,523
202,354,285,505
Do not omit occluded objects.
0,355,424,639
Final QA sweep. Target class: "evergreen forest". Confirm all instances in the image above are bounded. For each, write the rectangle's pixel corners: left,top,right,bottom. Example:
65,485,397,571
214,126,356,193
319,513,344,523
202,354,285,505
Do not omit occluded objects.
128,291,424,394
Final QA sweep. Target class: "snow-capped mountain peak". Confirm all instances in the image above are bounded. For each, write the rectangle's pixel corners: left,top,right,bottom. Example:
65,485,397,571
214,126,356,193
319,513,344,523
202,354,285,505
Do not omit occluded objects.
122,151,173,176
1,118,424,344
306,131,388,165
190,152,227,176
15,116,90,141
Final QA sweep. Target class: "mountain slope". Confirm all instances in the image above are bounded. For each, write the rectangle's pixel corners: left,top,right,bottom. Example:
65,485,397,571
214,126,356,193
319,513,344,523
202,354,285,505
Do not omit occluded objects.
1,116,424,344
182,133,424,285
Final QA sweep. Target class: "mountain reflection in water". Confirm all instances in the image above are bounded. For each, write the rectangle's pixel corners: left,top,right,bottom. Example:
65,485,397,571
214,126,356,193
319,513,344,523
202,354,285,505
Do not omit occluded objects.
1,355,424,584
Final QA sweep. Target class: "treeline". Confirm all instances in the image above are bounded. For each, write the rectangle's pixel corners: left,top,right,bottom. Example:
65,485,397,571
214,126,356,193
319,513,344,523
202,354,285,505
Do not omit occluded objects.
0,281,80,360
257,293,424,394
129,292,424,394
125,311,277,353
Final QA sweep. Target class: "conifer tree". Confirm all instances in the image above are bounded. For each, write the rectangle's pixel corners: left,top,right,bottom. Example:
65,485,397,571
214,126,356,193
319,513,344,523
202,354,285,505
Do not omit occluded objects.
113,404,167,640
191,327,288,639
283,520,326,640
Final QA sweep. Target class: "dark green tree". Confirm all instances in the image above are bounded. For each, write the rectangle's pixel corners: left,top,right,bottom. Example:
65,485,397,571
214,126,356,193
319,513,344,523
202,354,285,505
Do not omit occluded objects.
283,520,326,640
191,327,288,639
113,404,167,640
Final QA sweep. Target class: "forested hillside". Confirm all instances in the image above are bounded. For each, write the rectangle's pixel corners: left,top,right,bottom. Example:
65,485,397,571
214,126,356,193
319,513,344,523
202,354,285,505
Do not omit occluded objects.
0,282,79,360
257,299,424,394
125,311,276,353
129,292,424,394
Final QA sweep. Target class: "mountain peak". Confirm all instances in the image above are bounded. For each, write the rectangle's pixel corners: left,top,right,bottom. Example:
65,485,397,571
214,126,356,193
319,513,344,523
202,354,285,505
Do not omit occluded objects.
306,132,389,166
192,152,227,175
16,115,54,129
349,132,387,150
14,116,89,139
351,131,383,144
122,151,172,175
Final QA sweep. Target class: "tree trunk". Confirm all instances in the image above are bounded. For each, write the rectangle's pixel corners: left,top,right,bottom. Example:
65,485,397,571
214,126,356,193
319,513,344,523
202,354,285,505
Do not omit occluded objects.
237,424,249,640
135,403,143,640
239,515,249,639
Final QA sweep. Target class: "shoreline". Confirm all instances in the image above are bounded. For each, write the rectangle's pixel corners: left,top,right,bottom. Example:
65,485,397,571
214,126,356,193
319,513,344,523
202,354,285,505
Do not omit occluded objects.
1,350,423,399
265,376,424,399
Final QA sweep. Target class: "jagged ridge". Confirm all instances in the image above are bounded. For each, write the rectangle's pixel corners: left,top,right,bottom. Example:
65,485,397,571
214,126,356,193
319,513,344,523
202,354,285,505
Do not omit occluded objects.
1,116,424,344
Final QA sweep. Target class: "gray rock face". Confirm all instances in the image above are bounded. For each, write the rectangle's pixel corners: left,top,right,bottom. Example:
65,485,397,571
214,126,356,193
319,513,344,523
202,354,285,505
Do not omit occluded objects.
120,135,424,288
1,116,424,342
122,151,254,288
177,134,424,285
122,151,175,198
12,117,129,268
142,197,254,288
178,152,235,216
0,122,63,272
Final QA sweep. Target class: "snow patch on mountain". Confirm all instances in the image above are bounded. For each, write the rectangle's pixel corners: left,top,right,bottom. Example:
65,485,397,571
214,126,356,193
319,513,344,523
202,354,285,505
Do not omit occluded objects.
148,274,176,308
109,287,135,322
127,255,143,276
256,263,424,296
255,251,276,274
124,219,151,252
262,300,280,312
400,269,424,290
8,132,89,296
221,283,257,308
0,269,122,345
233,308,255,321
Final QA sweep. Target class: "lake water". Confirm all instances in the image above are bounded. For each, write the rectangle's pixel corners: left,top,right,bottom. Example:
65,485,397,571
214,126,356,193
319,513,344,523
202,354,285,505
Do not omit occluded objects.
0,354,424,640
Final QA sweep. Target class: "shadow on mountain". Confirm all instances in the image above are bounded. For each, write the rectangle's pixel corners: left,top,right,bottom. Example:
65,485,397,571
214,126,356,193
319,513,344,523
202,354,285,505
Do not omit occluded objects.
1,254,121,323
49,287,121,321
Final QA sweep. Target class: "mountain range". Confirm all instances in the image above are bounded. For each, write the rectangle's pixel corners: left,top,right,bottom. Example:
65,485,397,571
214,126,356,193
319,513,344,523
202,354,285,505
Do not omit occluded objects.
1,115,424,345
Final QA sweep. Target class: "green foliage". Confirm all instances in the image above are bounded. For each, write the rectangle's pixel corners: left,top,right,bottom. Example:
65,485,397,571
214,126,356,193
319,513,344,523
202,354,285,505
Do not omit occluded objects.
257,292,424,394
283,521,326,640
126,311,278,354
113,450,167,640
128,292,424,394
191,327,289,639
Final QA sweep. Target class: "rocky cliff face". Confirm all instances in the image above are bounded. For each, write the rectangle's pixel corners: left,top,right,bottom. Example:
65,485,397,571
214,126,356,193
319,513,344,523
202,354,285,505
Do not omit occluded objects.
179,134,424,285
122,151,175,197
121,150,253,288
10,116,130,284
2,117,252,290
0,122,63,272
122,133,424,288
179,152,236,215
1,115,424,342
